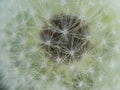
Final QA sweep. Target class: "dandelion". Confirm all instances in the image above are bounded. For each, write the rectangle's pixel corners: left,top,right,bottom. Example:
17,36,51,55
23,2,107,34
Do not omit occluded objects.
0,0,120,90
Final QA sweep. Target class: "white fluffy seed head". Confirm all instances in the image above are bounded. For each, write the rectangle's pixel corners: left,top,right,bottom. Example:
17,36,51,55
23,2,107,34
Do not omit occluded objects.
0,0,120,90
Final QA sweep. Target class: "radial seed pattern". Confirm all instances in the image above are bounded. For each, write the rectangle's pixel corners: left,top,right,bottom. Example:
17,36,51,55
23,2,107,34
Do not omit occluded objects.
40,14,90,63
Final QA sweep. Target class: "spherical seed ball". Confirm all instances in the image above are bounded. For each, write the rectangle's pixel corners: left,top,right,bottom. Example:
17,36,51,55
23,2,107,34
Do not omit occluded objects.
40,14,90,63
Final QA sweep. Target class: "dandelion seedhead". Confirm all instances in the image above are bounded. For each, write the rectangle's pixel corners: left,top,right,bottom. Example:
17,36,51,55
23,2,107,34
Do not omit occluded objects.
40,14,89,63
0,0,120,90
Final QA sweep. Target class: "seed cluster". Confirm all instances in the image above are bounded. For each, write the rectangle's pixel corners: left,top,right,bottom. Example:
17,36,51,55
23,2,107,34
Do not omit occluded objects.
40,14,89,63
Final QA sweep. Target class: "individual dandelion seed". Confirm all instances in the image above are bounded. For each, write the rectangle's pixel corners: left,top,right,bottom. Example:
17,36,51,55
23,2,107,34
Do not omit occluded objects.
40,14,90,63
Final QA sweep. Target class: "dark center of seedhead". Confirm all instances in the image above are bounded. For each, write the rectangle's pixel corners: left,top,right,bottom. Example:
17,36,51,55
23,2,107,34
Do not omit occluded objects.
40,14,90,63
